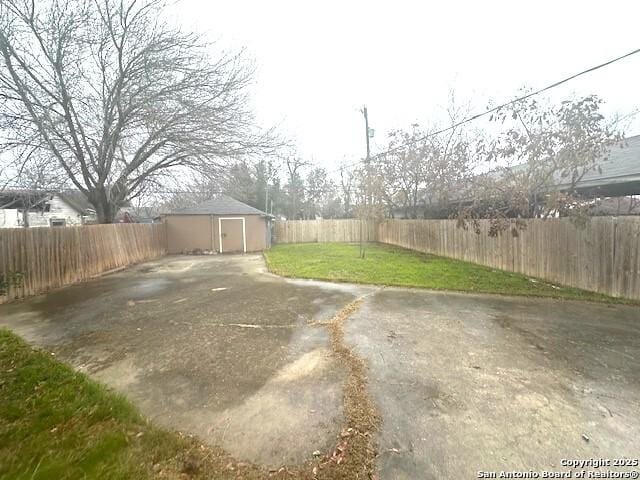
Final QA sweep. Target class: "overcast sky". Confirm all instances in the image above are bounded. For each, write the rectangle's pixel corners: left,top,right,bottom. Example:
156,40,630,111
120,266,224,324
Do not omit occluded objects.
173,0,640,173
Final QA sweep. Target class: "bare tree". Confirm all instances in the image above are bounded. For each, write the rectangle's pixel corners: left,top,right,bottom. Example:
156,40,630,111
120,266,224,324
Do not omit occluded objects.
339,165,355,218
371,92,475,219
156,174,222,212
353,164,385,258
304,167,336,219
374,126,425,218
0,0,275,222
459,94,622,234
283,156,308,219
375,123,473,219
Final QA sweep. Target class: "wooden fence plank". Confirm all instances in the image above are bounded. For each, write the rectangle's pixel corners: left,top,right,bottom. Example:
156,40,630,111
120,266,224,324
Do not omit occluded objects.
273,219,376,244
376,218,640,301
0,223,166,303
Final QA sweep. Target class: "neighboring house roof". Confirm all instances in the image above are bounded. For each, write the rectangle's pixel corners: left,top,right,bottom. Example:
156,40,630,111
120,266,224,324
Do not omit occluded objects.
489,135,640,194
58,190,96,215
391,135,640,214
0,189,95,215
164,195,269,216
0,189,133,216
0,189,51,210
553,134,640,196
60,189,131,213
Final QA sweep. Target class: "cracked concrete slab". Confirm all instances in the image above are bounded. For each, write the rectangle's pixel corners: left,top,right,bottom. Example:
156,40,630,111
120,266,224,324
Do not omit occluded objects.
346,288,640,480
3,254,639,478
0,254,371,467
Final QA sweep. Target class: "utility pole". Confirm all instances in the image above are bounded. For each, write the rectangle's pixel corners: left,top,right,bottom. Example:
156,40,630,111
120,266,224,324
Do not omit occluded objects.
361,105,374,205
363,106,371,162
360,105,374,258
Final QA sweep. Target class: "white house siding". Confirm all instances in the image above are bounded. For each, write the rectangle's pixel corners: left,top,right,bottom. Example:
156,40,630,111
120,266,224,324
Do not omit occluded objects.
0,194,86,228
0,208,20,227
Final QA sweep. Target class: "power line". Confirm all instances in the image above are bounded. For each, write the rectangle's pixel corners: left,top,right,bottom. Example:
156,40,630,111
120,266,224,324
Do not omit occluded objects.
136,46,640,195
144,186,342,196
335,46,640,169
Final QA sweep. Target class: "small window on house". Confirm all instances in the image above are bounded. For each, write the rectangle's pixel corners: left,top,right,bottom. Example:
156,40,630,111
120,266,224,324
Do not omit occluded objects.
50,219,66,227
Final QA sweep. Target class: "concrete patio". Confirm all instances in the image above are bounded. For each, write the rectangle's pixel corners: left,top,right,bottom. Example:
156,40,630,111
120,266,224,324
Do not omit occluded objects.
1,254,638,478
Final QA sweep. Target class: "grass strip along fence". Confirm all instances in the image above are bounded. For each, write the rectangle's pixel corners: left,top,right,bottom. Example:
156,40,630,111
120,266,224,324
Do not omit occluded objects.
274,217,640,301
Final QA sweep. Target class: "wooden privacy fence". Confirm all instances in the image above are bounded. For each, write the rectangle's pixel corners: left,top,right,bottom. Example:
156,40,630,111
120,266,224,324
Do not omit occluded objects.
273,219,376,244
0,223,167,302
378,218,640,300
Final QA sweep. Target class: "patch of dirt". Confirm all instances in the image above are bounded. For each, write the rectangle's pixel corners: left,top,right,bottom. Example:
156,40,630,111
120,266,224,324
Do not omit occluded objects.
319,296,380,479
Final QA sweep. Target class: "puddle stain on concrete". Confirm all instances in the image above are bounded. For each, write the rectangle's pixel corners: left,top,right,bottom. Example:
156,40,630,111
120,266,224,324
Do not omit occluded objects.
0,254,364,467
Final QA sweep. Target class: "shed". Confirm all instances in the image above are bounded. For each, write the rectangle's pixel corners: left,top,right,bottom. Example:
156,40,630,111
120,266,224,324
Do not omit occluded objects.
162,195,272,254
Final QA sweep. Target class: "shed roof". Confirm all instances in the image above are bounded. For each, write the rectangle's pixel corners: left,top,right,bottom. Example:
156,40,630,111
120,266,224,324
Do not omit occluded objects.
165,195,268,216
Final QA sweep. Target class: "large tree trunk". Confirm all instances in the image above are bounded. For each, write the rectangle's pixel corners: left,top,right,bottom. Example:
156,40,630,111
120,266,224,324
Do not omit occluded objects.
94,202,116,224
89,189,117,223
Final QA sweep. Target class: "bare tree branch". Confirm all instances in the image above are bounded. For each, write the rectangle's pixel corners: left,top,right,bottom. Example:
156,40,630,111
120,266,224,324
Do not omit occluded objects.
0,0,279,222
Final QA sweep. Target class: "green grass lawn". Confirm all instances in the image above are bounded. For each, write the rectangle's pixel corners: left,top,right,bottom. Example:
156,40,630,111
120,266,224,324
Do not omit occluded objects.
265,242,626,303
0,328,377,480
0,329,266,480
